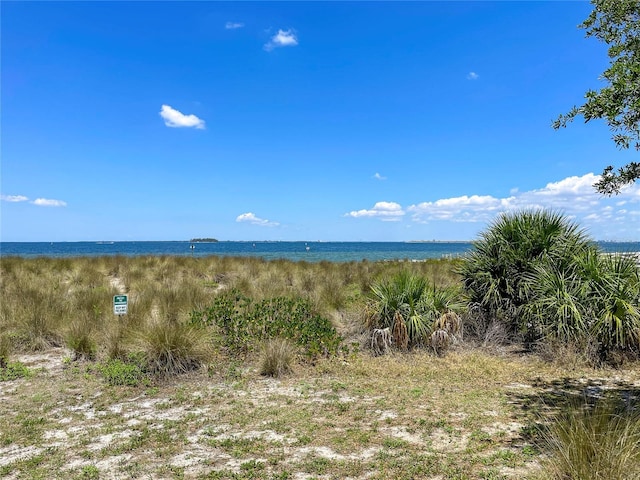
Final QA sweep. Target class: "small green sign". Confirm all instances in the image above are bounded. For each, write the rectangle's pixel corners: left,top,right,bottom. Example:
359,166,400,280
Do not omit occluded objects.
113,295,128,315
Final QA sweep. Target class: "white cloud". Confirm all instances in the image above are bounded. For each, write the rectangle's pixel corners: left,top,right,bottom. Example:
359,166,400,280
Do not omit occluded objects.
32,198,67,207
344,173,640,238
159,105,205,129
409,195,509,222
236,212,279,227
225,21,244,29
345,201,405,222
533,173,600,196
1,194,68,207
1,195,28,202
406,173,640,237
467,71,479,80
373,173,386,181
264,29,298,51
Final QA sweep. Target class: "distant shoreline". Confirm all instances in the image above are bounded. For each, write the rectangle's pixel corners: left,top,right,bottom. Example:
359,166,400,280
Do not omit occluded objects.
405,240,472,244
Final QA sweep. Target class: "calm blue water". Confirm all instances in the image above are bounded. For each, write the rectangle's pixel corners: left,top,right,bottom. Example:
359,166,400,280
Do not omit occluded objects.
0,241,474,262
1,241,639,262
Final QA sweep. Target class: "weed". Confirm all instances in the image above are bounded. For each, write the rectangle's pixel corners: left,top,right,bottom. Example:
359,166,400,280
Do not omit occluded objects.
76,465,100,480
65,315,98,360
97,357,149,386
0,361,32,381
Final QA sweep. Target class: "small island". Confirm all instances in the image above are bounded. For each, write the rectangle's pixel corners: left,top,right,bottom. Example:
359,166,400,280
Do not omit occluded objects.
189,238,219,243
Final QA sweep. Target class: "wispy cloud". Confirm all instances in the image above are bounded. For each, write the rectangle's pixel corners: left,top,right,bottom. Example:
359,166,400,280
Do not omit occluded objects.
264,29,298,51
225,21,244,30
467,71,479,80
1,194,28,202
159,105,205,129
345,201,405,222
236,212,280,227
32,198,67,207
373,173,386,181
1,194,67,207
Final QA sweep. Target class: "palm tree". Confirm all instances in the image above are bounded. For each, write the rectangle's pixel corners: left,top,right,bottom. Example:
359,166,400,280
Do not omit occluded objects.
461,209,640,360
459,210,591,338
368,271,464,348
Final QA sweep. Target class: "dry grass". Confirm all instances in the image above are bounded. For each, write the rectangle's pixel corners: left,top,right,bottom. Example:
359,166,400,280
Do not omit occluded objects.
0,256,461,355
536,397,640,480
259,337,296,377
133,319,214,378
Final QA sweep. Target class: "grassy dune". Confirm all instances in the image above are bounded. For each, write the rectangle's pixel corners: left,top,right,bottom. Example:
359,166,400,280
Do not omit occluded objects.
1,256,639,479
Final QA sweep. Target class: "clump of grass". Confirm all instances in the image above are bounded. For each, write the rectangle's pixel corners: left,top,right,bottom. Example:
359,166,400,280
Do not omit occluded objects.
64,315,98,360
539,397,640,480
134,320,213,379
0,334,12,368
104,319,131,361
260,337,296,377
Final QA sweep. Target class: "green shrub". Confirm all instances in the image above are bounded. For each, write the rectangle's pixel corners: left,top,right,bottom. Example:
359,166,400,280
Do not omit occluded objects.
522,250,640,356
459,209,640,359
539,397,640,480
191,291,342,359
260,337,296,377
459,210,591,336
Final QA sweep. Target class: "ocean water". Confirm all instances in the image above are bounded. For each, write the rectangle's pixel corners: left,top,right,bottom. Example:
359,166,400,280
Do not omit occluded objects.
1,241,639,263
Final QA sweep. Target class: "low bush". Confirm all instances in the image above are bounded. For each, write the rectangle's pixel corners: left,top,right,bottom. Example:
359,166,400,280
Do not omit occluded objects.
64,317,98,361
191,291,343,359
459,209,640,362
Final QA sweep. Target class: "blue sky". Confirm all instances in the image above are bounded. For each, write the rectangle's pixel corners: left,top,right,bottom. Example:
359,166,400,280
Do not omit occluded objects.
2,1,639,242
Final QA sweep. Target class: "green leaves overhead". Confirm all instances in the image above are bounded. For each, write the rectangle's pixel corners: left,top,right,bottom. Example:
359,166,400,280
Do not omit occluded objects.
554,0,640,194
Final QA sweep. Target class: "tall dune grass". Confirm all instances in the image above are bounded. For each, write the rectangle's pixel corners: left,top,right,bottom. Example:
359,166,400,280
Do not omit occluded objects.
0,255,462,360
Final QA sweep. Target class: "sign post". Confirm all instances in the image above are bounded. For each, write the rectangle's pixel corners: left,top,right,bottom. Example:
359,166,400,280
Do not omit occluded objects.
113,295,128,316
